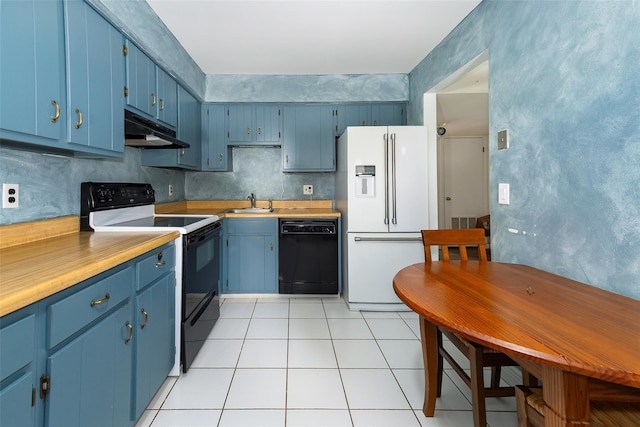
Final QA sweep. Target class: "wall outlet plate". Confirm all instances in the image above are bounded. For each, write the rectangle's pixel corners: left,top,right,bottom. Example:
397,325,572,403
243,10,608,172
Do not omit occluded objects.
3,183,19,209
303,184,313,195
168,184,173,196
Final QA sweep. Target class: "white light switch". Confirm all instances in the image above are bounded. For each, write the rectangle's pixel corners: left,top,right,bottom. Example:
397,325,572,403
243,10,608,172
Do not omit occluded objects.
498,183,510,205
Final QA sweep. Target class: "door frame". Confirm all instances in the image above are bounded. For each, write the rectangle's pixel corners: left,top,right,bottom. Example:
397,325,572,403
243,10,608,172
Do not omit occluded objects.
422,50,489,230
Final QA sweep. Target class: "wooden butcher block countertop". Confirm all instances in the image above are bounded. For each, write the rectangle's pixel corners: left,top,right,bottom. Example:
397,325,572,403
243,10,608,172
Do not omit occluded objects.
155,199,341,218
0,216,179,317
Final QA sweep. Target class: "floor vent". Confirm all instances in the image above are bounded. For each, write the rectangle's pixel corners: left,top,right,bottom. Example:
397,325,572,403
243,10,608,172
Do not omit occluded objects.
451,217,477,230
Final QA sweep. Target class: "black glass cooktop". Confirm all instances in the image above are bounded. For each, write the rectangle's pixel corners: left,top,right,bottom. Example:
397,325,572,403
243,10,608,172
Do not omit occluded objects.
112,216,208,228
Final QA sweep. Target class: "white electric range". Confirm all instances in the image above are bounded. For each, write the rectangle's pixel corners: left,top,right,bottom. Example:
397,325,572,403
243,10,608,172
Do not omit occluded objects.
81,182,221,374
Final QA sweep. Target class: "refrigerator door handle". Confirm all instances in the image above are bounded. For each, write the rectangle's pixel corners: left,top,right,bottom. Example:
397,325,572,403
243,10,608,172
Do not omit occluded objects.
391,133,397,225
383,133,390,225
354,236,422,242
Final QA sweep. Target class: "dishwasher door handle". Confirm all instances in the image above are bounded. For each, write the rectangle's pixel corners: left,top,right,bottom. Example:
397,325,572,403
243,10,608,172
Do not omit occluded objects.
354,236,422,243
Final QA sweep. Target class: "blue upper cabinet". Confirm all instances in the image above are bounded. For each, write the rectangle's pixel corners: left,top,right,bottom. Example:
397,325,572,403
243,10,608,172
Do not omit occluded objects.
336,104,371,135
64,0,124,156
156,68,178,128
371,103,406,127
226,104,253,144
282,104,337,172
176,86,201,168
202,104,232,171
0,0,125,157
0,0,66,146
255,105,282,144
226,104,282,146
125,40,178,129
336,103,406,136
125,40,157,118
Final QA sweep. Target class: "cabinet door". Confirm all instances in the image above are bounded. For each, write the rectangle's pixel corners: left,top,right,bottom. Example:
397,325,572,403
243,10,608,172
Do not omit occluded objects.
45,302,133,427
336,104,371,135
177,86,201,168
282,105,336,172
125,41,156,117
0,311,37,427
157,68,177,128
371,103,406,126
255,105,282,144
65,1,124,156
225,219,277,293
134,275,175,419
225,104,253,144
0,0,65,144
202,104,232,171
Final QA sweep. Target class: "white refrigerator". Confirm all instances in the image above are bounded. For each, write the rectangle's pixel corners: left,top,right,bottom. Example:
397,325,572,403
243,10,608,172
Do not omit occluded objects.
336,126,429,310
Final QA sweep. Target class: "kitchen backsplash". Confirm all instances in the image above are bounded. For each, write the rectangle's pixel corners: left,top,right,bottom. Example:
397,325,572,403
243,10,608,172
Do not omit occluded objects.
0,146,335,225
186,147,334,201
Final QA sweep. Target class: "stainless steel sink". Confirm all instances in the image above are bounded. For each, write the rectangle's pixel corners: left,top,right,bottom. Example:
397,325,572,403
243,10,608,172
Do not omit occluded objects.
229,208,273,213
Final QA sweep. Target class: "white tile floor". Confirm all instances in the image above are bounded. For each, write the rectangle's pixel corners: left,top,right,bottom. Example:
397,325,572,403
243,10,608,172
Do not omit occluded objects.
135,296,520,427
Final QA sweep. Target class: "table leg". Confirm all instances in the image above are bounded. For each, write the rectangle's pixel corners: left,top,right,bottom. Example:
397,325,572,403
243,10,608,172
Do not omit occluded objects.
541,366,590,427
419,316,438,417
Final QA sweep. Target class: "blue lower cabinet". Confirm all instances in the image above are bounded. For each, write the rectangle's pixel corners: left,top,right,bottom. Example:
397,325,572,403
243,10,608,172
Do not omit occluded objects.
225,218,278,293
45,302,133,427
0,309,37,427
134,274,175,419
0,243,176,427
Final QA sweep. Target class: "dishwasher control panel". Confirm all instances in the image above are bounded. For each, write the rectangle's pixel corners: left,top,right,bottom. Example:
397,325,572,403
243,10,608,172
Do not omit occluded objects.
280,219,337,234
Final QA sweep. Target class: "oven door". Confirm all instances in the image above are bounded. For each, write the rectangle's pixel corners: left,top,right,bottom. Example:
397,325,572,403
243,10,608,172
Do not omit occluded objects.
181,221,221,372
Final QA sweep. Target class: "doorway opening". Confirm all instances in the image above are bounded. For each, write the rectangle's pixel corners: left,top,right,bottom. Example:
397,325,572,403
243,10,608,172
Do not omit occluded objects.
423,51,489,232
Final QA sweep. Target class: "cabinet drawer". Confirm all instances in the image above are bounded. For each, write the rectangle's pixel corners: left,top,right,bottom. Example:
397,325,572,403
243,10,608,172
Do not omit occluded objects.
48,266,133,349
226,218,277,235
136,244,175,290
0,314,35,381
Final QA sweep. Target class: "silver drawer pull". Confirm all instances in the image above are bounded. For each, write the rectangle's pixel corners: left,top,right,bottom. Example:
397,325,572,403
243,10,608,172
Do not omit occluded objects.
90,293,110,307
155,261,166,268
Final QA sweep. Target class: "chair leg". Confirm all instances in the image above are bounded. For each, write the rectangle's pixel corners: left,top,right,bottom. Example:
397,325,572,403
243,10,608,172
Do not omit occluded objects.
437,328,444,397
469,344,487,427
490,366,502,388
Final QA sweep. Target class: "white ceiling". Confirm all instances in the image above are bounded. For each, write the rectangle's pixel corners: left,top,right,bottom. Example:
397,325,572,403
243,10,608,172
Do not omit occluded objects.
146,0,481,75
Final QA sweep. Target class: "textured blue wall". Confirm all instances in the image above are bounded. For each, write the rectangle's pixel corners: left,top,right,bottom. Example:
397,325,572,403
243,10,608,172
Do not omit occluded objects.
0,148,184,224
187,148,335,201
410,0,640,298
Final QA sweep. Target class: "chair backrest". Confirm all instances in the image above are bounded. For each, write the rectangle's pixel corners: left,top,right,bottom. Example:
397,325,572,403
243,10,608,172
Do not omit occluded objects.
421,229,488,262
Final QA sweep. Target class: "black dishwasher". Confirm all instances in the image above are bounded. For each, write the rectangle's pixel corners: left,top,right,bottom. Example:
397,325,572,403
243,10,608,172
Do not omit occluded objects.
279,218,339,294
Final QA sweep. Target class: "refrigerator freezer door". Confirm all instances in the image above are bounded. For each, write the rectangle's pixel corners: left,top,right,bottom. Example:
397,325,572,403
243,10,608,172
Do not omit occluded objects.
388,126,429,232
344,232,424,305
343,127,389,233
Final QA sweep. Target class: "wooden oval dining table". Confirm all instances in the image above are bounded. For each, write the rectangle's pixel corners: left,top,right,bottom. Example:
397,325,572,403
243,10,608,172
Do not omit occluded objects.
393,261,640,427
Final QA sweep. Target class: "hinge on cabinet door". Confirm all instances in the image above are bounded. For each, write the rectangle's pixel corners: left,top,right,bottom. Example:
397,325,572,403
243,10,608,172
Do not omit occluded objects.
124,86,129,97
482,146,485,152
227,131,230,139
122,45,128,56
278,131,281,138
278,109,281,116
39,375,50,399
32,388,36,406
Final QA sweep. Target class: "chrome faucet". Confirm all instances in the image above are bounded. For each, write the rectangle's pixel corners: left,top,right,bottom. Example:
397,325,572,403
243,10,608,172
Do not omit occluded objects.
248,193,256,208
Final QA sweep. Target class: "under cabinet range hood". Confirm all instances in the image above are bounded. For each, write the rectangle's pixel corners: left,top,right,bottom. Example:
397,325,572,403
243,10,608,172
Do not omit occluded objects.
124,109,189,149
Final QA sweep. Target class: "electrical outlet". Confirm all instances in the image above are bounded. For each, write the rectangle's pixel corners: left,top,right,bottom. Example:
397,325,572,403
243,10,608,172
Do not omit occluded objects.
303,184,313,195
3,183,19,209
168,184,173,196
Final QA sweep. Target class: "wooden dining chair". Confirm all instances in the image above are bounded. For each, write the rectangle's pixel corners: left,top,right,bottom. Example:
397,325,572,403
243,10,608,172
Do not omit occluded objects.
516,385,640,427
421,229,524,427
